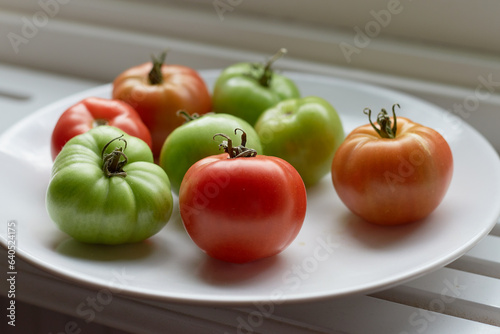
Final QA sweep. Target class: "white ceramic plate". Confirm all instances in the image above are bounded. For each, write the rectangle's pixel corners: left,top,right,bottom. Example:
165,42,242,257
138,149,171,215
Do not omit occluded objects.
1,71,500,305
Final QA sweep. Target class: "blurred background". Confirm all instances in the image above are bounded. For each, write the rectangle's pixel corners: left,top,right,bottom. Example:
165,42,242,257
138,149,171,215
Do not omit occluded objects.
1,0,500,147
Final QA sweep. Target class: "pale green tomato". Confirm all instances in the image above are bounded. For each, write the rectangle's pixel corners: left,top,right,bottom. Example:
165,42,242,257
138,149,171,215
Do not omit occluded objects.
159,112,262,194
255,97,344,187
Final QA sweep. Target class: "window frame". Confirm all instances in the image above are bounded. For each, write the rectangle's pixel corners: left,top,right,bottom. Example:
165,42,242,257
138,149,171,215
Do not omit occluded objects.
0,0,499,90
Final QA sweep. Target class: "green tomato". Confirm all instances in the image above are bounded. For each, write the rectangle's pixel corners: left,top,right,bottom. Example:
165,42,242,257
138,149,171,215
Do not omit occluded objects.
46,126,173,245
212,49,300,125
159,112,262,194
254,96,344,187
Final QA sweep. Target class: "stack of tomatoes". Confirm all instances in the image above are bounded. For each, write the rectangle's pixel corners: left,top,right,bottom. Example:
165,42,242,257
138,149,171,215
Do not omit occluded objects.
46,50,453,264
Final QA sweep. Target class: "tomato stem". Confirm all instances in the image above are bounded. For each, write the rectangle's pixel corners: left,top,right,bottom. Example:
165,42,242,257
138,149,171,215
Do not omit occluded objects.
254,48,287,88
148,51,167,85
101,135,128,177
364,104,400,139
177,110,200,123
213,128,257,158
92,119,108,128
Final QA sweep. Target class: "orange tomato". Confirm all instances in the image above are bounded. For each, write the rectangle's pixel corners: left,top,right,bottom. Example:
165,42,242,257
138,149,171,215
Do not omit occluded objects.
112,53,212,157
332,105,453,225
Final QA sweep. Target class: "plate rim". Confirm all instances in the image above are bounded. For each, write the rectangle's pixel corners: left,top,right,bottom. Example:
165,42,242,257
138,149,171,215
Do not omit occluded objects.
1,70,500,306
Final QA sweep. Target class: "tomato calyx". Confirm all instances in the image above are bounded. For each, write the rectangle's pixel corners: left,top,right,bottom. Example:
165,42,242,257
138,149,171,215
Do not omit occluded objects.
213,128,258,159
101,135,128,178
247,48,287,88
364,103,401,139
148,51,167,85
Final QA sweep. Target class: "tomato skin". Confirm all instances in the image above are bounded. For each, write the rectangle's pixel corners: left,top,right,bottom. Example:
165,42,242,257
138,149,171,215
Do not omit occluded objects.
50,97,152,160
179,154,307,263
46,126,173,244
331,117,453,225
112,62,212,157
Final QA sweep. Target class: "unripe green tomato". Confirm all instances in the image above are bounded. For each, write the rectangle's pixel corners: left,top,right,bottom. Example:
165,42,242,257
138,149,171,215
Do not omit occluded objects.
46,126,173,245
255,96,344,187
159,112,262,194
212,54,300,125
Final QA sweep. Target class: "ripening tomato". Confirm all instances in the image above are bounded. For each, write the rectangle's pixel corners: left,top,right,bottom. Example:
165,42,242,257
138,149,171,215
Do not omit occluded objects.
331,104,453,225
112,52,212,157
50,97,152,161
179,129,307,263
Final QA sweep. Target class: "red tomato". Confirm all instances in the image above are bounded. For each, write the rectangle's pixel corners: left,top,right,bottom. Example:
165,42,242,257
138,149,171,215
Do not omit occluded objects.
50,97,152,161
331,105,453,225
179,129,307,263
112,52,212,157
